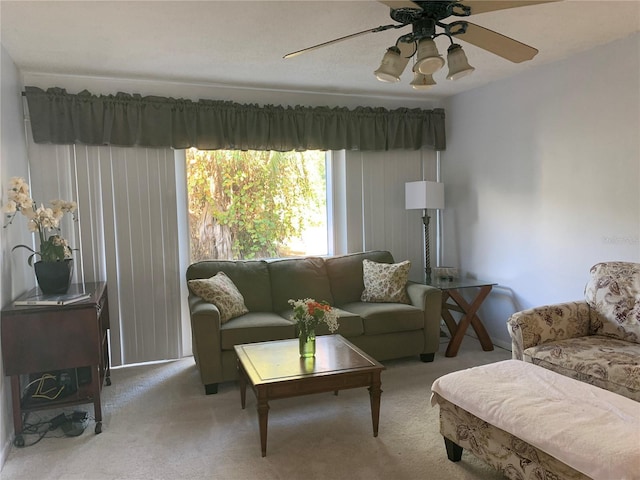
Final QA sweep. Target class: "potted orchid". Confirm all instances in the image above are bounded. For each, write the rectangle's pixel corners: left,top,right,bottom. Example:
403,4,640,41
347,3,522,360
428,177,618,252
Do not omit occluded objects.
289,298,339,358
4,176,77,293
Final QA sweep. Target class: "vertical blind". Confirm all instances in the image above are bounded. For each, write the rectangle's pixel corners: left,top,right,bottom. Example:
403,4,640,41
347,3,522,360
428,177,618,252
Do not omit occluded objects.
79,145,182,365
27,134,182,366
332,149,438,283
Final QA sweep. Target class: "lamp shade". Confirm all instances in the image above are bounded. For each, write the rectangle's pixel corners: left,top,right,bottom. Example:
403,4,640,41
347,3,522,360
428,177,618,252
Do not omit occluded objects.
374,46,408,83
405,181,445,210
446,44,475,80
410,69,437,90
415,38,445,75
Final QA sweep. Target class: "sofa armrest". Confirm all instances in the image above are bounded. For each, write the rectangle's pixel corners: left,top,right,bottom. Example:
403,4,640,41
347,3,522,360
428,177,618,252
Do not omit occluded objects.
506,301,591,360
407,282,443,354
188,295,224,386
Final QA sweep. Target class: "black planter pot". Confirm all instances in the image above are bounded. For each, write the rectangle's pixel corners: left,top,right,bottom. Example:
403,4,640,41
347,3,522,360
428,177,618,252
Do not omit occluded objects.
34,259,73,294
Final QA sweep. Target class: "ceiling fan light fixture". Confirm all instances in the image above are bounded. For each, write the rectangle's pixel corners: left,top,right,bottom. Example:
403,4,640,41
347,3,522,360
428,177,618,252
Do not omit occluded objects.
415,38,445,75
446,44,475,80
410,65,436,90
374,46,405,83
283,0,546,92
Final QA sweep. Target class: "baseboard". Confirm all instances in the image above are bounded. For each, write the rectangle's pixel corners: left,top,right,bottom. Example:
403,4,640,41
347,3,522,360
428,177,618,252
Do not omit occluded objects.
0,436,11,473
491,338,512,352
439,319,512,353
445,328,512,354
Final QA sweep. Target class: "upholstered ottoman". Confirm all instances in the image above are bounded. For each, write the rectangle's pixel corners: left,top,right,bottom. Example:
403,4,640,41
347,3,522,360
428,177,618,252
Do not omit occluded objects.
431,360,640,480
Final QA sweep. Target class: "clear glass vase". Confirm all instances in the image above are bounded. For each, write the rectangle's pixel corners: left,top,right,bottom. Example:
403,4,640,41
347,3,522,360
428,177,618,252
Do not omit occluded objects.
299,329,316,358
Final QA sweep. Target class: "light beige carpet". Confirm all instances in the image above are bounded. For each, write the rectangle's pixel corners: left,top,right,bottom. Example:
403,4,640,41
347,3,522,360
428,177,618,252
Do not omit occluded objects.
1,336,511,480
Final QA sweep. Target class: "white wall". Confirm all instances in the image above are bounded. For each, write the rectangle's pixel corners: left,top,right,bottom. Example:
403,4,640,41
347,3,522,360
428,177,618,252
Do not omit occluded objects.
0,45,31,470
443,33,640,349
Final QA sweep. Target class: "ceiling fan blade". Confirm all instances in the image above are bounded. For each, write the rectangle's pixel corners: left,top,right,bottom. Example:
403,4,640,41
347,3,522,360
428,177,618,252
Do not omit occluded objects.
453,22,538,63
377,1,422,10
461,0,562,16
283,24,404,59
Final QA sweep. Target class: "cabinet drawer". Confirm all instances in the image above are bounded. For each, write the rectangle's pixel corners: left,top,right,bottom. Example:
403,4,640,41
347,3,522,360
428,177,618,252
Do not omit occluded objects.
2,308,100,375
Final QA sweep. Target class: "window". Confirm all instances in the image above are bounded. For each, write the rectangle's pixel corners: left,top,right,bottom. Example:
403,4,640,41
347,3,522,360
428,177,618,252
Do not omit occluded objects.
186,149,329,262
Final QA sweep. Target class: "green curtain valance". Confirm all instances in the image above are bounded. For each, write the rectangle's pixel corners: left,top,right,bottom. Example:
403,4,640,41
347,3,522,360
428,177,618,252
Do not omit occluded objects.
24,86,445,151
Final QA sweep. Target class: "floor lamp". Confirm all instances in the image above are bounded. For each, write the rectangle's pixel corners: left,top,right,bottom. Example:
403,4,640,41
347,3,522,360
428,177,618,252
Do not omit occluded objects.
405,180,445,283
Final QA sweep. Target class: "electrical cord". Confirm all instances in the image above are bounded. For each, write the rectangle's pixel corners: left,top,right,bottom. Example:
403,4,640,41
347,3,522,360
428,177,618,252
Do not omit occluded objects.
14,410,90,448
32,374,66,400
16,413,51,447
21,373,66,401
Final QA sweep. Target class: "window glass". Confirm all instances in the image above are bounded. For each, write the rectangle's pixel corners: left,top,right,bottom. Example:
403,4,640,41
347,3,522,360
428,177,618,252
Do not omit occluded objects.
186,148,328,262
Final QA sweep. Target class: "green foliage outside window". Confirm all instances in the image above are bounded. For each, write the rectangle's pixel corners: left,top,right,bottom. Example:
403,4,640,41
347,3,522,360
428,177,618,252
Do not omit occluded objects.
186,149,327,261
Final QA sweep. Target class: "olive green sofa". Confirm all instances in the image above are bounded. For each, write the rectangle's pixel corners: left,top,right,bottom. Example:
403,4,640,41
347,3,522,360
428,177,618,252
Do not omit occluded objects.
186,250,443,394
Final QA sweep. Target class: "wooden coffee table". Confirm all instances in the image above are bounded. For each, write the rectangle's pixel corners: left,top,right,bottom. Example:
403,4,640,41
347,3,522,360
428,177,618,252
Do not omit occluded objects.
234,334,385,457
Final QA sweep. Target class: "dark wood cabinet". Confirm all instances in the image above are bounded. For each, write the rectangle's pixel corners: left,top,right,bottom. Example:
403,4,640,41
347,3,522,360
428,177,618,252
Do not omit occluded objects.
1,282,111,445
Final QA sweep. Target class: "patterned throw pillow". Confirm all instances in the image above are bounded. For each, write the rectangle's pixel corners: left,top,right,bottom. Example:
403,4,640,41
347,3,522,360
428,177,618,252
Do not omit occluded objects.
361,259,411,304
188,272,249,323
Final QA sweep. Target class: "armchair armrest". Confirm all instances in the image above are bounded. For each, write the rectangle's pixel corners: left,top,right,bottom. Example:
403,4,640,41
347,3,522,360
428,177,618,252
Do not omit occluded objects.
407,282,443,354
188,295,224,385
507,301,591,360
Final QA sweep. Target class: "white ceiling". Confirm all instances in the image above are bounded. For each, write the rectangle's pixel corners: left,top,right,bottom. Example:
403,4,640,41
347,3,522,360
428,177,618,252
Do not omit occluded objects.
1,0,639,101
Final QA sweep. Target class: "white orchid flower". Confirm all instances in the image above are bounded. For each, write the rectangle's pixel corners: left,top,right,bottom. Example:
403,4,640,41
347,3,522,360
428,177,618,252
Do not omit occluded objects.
3,200,17,214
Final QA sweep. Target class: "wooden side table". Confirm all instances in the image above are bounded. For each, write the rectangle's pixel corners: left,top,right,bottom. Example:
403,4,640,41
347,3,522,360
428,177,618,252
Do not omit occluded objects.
427,278,497,357
1,282,111,446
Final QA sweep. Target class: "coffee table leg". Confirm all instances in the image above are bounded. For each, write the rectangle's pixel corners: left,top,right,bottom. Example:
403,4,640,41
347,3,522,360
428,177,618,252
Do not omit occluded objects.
257,390,270,457
368,374,382,437
238,361,247,409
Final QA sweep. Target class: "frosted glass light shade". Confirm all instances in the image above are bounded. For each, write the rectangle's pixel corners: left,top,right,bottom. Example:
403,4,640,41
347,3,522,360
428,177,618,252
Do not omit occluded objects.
415,38,445,75
446,44,475,80
405,181,445,210
374,46,406,83
410,69,437,90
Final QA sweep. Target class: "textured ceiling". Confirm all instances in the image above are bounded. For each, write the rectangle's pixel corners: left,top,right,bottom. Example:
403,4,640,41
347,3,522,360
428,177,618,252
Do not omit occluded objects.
1,1,639,101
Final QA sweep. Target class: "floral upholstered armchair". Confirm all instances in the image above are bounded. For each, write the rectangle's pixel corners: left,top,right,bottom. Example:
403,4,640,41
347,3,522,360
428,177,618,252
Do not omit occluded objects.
507,262,640,401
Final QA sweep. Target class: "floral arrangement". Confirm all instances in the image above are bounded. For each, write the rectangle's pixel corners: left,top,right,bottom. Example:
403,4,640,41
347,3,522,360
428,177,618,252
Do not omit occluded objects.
288,298,339,341
3,177,77,265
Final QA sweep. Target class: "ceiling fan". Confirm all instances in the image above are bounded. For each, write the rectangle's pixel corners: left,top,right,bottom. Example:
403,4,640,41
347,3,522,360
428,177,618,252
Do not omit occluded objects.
283,1,561,90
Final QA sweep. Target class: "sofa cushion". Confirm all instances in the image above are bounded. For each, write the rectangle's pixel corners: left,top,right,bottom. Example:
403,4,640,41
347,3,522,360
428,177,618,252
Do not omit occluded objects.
584,261,640,344
187,272,249,323
341,301,423,335
523,335,640,402
361,259,410,304
220,312,296,350
186,260,273,312
325,250,394,306
268,257,334,313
